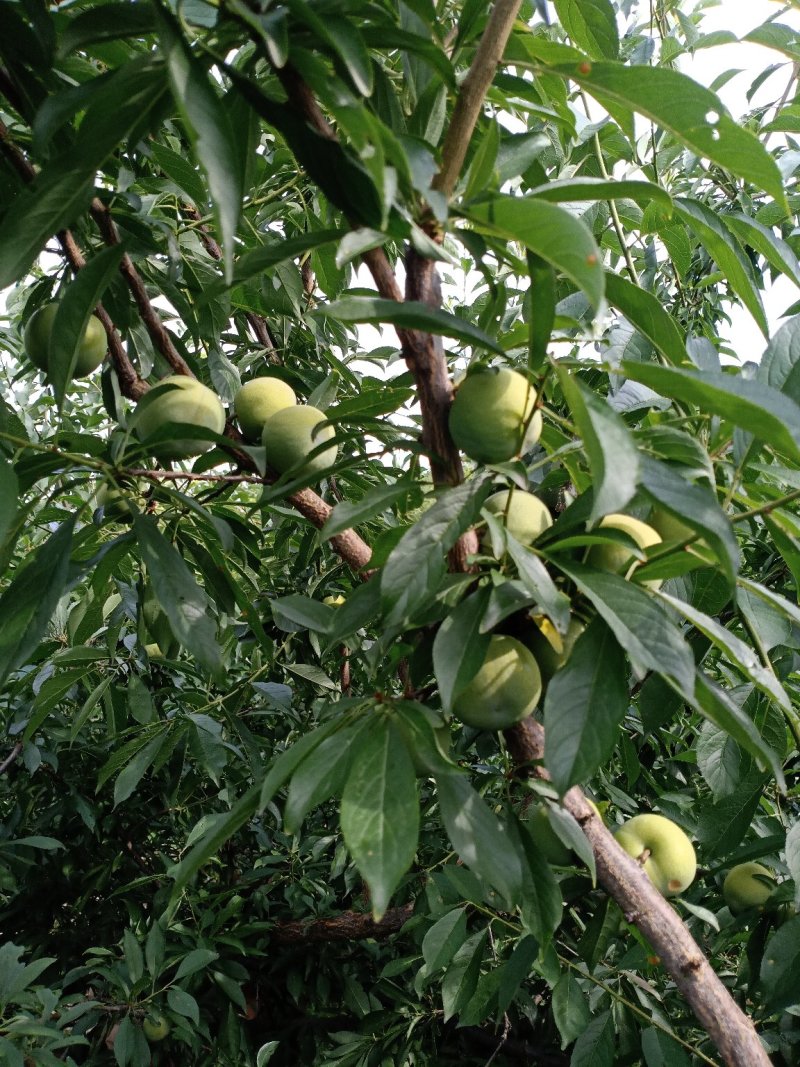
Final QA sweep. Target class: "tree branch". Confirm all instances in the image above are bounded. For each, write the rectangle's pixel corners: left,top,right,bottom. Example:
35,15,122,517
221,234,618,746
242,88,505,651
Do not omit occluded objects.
0,122,147,399
89,197,193,376
271,903,412,944
432,0,523,199
505,718,771,1067
0,743,23,775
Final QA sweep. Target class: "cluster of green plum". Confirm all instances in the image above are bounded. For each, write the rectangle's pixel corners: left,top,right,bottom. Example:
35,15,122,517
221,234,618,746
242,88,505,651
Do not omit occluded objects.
24,300,337,479
442,365,671,737
130,374,338,479
445,367,784,907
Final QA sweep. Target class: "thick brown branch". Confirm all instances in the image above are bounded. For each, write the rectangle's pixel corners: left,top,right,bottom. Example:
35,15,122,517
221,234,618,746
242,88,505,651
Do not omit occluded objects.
432,0,524,199
271,904,412,944
90,198,193,377
505,719,771,1067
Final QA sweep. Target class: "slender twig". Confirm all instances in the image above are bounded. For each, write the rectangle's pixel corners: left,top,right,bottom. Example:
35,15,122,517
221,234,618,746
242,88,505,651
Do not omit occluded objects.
0,743,23,774
581,91,640,285
731,487,800,524
90,197,193,376
271,903,413,943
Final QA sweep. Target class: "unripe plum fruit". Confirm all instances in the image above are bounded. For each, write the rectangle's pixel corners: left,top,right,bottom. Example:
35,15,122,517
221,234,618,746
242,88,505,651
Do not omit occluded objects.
449,367,542,464
587,513,663,588
452,634,541,731
615,813,696,897
524,616,585,679
483,489,552,546
723,862,776,914
262,404,337,480
142,1011,170,1042
234,377,296,442
132,375,226,459
24,302,107,377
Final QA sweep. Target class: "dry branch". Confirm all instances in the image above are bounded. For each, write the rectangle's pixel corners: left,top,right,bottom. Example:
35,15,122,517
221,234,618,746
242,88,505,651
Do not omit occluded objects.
271,903,412,944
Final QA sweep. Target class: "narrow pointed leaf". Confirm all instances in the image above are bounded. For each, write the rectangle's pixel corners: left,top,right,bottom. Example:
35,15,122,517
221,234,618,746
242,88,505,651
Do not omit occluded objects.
556,365,639,522
157,8,242,280
467,196,604,310
544,618,628,793
621,362,800,462
552,62,787,207
340,720,419,919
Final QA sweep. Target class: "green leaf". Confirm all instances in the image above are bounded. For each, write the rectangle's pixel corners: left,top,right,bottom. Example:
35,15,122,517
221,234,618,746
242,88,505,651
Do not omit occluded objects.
288,2,373,96
638,455,739,586
0,517,74,688
529,177,671,209
123,929,144,985
321,296,504,354
555,365,639,522
283,721,364,833
0,457,18,550
0,59,167,288
571,1010,615,1067
758,314,800,406
381,477,492,628
544,618,628,794
150,141,209,210
527,252,556,371
432,587,491,711
761,917,800,1011
270,595,333,634
553,0,618,59
167,987,200,1026
48,245,123,408
620,362,800,463
604,272,689,368
58,2,156,55
723,213,800,291
552,62,787,208
174,948,219,981
691,674,784,788
133,515,223,680
156,8,242,281
421,908,469,974
694,768,767,858
516,820,563,947
467,196,604,310
441,930,487,1022
435,773,523,906
552,971,590,1048
641,1027,692,1067
505,537,572,633
113,732,167,808
219,230,346,292
549,560,695,694
340,719,419,919
675,198,767,338
660,593,791,716
321,481,415,540
786,822,800,911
